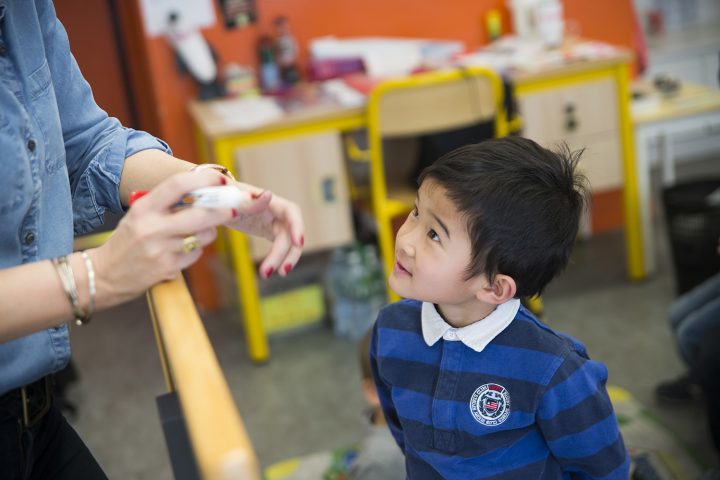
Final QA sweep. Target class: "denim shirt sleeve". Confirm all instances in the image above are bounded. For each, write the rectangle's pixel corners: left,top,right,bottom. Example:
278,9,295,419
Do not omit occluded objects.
36,0,171,235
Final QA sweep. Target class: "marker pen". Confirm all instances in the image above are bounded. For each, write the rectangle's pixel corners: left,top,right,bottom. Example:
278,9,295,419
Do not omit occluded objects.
129,185,253,209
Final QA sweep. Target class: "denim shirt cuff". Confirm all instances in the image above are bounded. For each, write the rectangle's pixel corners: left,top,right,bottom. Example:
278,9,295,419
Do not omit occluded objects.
72,128,171,235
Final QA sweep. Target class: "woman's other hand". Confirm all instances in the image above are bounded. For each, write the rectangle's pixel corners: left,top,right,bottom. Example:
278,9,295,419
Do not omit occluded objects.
224,183,304,280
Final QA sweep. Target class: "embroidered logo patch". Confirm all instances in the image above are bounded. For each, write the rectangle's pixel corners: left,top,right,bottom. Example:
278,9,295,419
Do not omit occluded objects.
470,383,511,426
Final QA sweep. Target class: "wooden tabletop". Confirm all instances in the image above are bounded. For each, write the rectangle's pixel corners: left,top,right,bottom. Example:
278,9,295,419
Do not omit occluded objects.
632,80,720,125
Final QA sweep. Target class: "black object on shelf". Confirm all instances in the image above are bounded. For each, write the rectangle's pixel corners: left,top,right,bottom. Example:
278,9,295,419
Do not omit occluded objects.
662,178,720,295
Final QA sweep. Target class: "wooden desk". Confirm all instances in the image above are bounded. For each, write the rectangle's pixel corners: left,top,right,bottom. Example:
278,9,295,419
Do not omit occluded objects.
189,49,643,363
511,51,642,279
632,82,720,273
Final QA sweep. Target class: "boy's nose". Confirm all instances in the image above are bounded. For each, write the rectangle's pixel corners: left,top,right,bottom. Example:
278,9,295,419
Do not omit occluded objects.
397,235,415,257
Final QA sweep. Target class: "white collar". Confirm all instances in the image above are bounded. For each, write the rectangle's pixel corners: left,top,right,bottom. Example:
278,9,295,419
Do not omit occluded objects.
421,299,520,353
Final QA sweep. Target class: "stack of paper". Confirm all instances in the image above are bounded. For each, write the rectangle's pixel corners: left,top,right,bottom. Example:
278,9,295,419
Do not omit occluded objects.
210,96,283,130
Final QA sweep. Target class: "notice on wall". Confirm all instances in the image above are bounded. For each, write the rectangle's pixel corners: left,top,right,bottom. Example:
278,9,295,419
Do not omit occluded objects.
140,0,216,37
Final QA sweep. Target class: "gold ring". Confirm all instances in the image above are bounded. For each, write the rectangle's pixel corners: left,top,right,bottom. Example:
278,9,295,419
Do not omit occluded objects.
182,235,201,253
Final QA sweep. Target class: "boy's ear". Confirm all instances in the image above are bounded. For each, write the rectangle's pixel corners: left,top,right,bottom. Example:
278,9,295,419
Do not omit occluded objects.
475,274,517,304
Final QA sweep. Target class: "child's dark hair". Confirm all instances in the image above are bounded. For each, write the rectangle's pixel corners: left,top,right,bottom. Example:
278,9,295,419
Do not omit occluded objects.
418,136,588,298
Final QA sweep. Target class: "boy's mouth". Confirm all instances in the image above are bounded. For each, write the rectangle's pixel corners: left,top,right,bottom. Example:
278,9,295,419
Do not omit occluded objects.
393,260,411,276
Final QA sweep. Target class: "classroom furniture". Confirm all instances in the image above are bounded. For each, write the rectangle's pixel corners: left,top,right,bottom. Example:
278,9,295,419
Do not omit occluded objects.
188,47,641,362
364,66,509,302
147,276,261,480
189,98,364,362
510,51,641,274
632,81,720,273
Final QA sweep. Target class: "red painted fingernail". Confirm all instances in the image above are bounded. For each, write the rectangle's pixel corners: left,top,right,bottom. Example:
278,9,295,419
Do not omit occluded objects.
299,235,305,247
284,264,293,275
265,267,274,278
251,190,266,199
220,176,227,185
231,208,237,218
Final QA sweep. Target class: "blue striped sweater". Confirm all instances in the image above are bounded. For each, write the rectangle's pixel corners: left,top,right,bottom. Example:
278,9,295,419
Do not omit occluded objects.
370,300,629,479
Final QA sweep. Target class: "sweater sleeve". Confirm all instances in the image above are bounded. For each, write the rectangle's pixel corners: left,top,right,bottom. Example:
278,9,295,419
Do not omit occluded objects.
537,350,630,478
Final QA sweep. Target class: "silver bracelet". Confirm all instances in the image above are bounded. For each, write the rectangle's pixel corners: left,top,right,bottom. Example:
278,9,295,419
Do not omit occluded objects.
52,254,94,326
190,163,236,181
52,255,86,325
81,251,96,324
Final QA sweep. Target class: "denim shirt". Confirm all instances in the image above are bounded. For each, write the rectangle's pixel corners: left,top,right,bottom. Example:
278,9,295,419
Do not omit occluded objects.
0,0,170,395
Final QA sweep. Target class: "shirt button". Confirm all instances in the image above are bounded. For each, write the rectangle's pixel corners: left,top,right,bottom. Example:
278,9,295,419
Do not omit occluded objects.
0,44,7,56
27,139,36,152
24,231,36,245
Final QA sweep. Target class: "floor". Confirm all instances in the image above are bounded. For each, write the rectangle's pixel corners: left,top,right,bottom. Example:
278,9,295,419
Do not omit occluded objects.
66,164,720,479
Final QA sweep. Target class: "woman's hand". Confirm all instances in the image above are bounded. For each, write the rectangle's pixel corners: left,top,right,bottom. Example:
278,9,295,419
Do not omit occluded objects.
224,182,305,279
89,170,234,309
88,171,305,308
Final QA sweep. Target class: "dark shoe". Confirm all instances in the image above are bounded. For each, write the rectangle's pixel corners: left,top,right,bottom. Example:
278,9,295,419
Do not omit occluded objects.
655,373,703,403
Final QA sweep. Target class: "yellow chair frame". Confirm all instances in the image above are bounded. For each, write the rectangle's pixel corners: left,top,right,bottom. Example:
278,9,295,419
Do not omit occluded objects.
365,66,510,302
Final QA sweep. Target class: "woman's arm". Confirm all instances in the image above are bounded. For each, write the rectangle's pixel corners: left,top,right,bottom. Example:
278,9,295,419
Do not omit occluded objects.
0,169,232,343
0,254,88,343
1,161,305,343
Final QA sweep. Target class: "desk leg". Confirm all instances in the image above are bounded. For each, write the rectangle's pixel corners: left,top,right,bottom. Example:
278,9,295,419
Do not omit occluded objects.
214,140,270,363
615,64,646,280
227,229,269,363
635,128,657,275
660,132,677,185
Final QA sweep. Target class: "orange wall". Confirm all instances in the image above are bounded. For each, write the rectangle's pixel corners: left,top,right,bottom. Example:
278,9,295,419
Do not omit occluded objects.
139,0,637,163
56,0,133,126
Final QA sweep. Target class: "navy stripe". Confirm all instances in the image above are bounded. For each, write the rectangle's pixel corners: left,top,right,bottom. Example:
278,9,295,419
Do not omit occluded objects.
538,389,615,440
560,436,629,477
378,355,545,411
398,411,538,457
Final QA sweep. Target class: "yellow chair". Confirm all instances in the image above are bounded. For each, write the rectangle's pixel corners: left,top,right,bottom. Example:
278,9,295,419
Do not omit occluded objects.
361,66,511,302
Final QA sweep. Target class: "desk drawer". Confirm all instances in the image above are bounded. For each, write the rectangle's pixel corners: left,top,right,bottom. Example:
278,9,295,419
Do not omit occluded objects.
518,77,619,141
566,132,623,192
234,132,354,261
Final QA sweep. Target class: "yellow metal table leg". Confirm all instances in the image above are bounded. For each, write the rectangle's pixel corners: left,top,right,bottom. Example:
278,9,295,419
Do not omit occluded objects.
227,229,269,363
615,63,646,280
214,139,269,363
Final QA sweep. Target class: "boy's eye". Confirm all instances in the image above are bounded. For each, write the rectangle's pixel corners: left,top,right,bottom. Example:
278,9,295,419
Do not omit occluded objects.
428,229,440,242
411,207,419,217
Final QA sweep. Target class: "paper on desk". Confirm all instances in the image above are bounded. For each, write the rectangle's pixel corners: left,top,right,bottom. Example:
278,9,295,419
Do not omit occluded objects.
310,37,463,77
210,96,283,130
321,79,367,107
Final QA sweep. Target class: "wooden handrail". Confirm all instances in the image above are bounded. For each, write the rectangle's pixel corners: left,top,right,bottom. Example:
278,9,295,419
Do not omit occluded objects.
147,276,261,480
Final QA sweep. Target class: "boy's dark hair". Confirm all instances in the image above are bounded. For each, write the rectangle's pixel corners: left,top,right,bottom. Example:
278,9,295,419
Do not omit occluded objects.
358,329,373,380
418,136,588,298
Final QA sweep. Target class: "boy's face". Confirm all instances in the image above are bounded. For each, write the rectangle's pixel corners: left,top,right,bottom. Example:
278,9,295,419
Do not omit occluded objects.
390,180,485,309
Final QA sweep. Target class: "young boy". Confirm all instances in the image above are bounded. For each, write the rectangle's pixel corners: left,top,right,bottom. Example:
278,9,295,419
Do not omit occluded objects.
370,136,629,479
348,330,406,480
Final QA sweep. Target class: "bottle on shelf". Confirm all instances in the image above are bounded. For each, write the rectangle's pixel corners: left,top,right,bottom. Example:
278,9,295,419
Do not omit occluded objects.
257,35,281,93
325,243,387,341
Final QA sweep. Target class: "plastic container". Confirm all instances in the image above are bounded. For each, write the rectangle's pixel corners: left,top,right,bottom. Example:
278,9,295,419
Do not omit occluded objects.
662,178,720,295
325,244,387,341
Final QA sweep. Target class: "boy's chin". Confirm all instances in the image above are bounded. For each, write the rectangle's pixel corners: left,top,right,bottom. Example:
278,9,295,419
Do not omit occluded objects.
388,277,413,300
